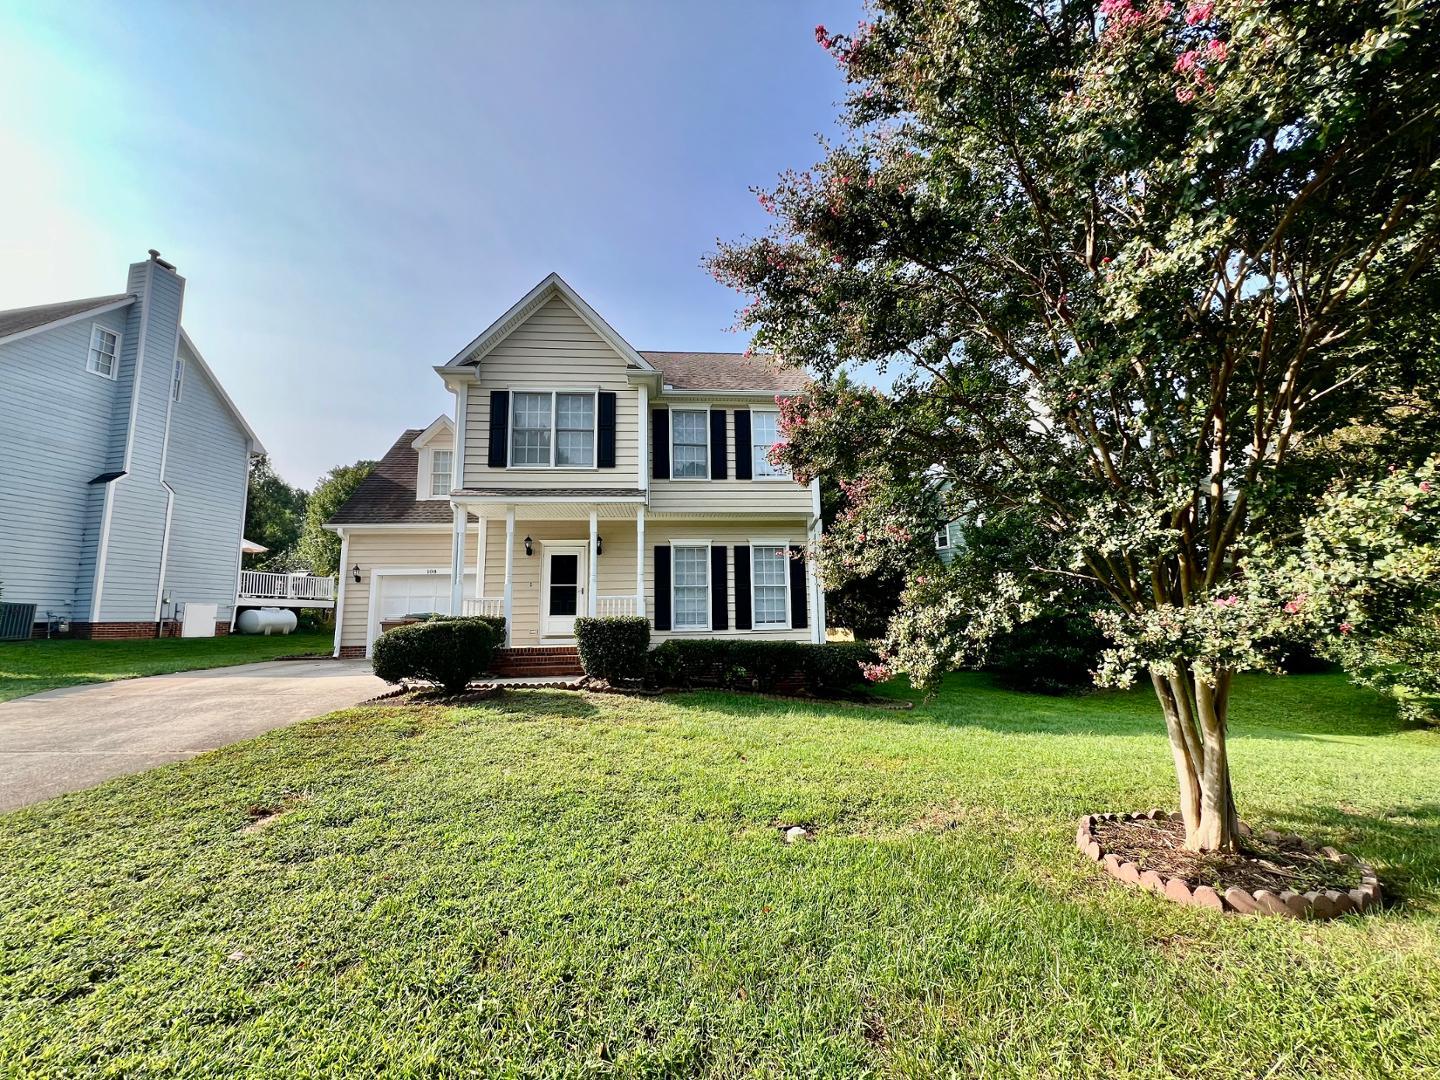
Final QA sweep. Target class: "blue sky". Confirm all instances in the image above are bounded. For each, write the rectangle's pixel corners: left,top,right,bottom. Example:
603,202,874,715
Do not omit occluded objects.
0,0,861,486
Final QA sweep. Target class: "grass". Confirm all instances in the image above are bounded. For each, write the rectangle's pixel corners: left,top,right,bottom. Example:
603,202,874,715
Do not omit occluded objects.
0,632,334,703
0,672,1437,1076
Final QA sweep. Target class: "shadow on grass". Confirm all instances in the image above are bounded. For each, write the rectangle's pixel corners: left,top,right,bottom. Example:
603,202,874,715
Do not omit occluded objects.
1278,802,1440,908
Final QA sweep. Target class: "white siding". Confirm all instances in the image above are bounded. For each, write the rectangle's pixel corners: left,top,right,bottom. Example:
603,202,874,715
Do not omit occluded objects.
462,296,640,490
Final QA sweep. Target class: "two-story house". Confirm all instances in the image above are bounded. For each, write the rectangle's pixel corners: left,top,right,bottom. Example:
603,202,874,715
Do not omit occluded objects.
326,274,824,667
0,252,263,638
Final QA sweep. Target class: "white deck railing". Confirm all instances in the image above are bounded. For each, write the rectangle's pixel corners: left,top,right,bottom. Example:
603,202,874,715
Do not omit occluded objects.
238,571,336,601
596,595,640,617
462,596,505,618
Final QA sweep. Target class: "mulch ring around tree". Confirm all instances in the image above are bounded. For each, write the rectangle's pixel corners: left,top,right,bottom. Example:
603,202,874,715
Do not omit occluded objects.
1077,810,1382,919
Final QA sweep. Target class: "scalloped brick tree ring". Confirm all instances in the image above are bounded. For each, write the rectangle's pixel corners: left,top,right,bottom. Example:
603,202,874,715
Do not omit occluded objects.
1077,812,1381,919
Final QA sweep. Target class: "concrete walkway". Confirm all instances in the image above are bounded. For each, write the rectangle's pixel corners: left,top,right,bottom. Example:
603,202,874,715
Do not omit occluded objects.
0,659,386,812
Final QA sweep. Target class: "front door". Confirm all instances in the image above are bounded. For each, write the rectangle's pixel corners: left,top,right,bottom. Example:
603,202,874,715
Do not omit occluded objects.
542,545,587,637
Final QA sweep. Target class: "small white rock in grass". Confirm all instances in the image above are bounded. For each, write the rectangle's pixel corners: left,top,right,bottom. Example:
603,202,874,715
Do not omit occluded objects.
784,826,810,844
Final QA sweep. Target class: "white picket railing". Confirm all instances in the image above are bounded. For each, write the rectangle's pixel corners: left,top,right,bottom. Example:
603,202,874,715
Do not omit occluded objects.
238,571,336,601
462,596,505,617
595,595,640,617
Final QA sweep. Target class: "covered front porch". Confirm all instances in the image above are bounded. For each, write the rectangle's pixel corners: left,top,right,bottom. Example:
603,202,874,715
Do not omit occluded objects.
446,496,648,648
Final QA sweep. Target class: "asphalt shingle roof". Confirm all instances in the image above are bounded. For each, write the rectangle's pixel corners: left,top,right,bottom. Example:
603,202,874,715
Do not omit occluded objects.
327,430,457,525
639,351,810,393
0,294,131,340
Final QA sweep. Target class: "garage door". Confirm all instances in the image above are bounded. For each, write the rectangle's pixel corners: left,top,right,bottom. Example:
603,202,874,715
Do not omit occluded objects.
373,572,475,643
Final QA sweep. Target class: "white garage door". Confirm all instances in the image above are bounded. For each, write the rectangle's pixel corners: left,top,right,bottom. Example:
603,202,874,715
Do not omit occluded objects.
373,572,475,643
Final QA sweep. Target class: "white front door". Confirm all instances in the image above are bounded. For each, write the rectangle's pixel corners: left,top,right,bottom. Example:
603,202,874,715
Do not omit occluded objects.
541,544,587,638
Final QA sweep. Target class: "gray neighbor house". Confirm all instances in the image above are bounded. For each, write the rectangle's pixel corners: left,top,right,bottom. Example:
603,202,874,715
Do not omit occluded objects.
0,252,264,638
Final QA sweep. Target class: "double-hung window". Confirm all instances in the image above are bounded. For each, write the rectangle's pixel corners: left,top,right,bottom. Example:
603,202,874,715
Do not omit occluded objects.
87,326,119,378
671,409,708,479
751,544,790,629
672,544,710,630
429,450,453,497
751,410,789,479
510,391,596,467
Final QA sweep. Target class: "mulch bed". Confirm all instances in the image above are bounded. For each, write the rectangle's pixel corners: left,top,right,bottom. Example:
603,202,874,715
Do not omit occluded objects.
1078,810,1382,919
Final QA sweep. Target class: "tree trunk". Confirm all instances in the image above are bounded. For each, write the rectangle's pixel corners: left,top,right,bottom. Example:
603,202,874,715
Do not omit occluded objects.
1150,665,1239,852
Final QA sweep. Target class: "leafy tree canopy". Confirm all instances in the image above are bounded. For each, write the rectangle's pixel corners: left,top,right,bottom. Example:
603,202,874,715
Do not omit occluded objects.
243,456,308,571
298,461,376,577
711,0,1440,850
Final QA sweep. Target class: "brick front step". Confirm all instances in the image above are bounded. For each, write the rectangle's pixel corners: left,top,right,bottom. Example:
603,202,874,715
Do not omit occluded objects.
490,646,583,678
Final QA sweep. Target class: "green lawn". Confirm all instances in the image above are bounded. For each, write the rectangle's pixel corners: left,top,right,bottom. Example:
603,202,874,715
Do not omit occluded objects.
0,632,334,703
1,673,1437,1076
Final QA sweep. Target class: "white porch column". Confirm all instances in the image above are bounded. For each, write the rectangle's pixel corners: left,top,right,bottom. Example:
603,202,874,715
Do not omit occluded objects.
635,507,646,619
588,510,599,616
474,514,486,599
502,508,515,646
807,519,825,644
448,504,466,615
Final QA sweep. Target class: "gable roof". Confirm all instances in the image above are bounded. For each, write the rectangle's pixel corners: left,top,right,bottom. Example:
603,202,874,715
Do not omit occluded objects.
327,428,461,526
640,351,810,394
178,330,266,454
0,294,133,345
444,272,655,372
410,414,454,450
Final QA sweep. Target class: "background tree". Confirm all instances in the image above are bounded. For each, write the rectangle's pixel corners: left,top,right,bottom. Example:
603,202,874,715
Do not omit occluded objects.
297,461,376,577
711,0,1440,850
242,456,308,570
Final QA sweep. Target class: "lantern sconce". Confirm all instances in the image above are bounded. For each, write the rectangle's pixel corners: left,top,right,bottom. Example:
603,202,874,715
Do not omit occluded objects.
351,564,362,584
523,535,534,557
596,534,603,556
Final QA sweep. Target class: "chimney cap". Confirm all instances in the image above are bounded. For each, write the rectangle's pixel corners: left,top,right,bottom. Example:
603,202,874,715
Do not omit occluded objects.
147,249,176,271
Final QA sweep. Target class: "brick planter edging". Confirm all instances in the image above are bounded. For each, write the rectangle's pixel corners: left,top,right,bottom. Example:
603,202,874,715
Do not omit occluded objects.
1077,810,1381,919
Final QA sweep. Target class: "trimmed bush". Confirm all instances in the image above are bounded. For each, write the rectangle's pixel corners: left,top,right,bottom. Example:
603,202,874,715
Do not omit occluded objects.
984,614,1103,695
371,617,502,694
645,639,878,694
574,616,650,684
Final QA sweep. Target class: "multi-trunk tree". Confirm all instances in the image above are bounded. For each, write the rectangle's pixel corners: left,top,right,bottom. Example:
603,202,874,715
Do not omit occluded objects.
711,0,1440,850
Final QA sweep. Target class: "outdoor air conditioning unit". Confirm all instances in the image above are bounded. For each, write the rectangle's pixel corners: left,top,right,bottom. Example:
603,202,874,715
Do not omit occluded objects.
0,603,37,641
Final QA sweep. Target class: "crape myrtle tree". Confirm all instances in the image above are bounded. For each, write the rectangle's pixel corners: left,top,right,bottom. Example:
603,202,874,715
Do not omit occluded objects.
709,0,1440,851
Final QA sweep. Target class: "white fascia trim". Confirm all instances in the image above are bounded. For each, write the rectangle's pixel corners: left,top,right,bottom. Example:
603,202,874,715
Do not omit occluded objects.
444,272,655,372
0,296,135,348
178,329,266,454
322,523,455,532
658,388,804,399
410,413,455,450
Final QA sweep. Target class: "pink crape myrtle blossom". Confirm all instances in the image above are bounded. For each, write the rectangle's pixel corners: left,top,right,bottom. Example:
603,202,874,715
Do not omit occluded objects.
1282,594,1309,615
860,661,892,683
1185,1,1215,25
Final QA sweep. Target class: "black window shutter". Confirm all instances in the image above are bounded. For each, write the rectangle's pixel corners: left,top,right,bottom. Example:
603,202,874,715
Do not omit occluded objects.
788,544,808,630
597,391,617,468
709,410,728,480
711,545,728,630
733,545,752,630
733,409,752,480
487,390,510,468
653,546,672,630
651,409,669,479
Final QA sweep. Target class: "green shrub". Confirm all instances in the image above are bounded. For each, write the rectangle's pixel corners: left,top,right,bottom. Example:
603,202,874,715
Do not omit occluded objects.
985,615,1103,695
371,617,502,694
574,617,650,683
645,639,878,694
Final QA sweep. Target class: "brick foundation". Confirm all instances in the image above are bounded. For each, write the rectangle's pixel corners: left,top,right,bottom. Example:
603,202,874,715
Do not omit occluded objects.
339,645,366,659
63,621,230,640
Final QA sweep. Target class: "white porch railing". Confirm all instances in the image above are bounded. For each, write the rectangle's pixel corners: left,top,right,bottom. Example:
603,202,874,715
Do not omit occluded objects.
238,571,336,602
462,596,505,618
596,595,640,617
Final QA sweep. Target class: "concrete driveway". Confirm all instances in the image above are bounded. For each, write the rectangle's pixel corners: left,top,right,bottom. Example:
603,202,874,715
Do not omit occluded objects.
0,659,386,812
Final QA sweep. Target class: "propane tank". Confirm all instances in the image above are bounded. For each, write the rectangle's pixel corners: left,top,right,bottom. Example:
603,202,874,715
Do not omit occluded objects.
235,607,299,635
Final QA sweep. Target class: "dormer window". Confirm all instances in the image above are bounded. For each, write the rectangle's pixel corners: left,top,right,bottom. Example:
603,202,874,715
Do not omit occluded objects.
510,391,596,468
429,450,453,497
87,326,119,379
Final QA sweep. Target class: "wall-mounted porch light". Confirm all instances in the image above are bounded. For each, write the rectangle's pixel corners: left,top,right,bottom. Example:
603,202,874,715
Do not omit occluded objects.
523,536,534,557
352,564,362,584
596,534,603,556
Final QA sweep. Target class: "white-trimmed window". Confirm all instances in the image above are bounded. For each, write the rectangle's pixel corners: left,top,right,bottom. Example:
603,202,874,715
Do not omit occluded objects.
672,544,710,630
87,326,119,379
510,391,596,467
751,410,789,479
935,527,951,551
751,544,790,629
429,450,453,498
671,409,708,479
171,356,184,402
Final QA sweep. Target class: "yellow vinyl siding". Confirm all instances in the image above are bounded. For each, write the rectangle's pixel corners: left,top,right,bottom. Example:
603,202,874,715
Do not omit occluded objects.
462,296,641,489
338,529,470,650
647,408,813,517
